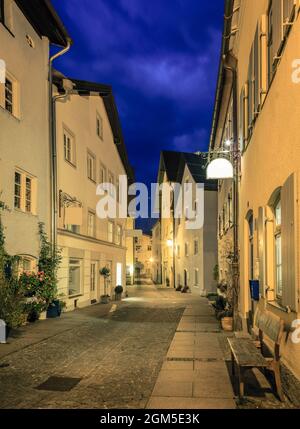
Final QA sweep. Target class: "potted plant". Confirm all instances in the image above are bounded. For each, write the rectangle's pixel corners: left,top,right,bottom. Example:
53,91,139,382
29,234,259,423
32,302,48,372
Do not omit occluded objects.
114,285,123,301
100,266,111,304
221,309,234,331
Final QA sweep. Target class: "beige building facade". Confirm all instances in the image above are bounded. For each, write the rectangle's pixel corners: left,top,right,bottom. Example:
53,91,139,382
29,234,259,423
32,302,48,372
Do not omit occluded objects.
151,220,162,284
158,151,218,294
0,1,69,270
54,75,134,310
210,0,300,386
134,233,152,279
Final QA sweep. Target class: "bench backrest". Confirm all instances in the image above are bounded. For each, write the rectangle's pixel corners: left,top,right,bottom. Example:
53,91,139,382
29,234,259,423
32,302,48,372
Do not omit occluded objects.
254,307,285,345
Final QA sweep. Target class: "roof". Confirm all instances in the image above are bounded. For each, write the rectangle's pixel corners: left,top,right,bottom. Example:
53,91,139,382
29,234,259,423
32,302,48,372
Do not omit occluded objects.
15,0,71,47
158,151,183,183
158,151,217,191
53,73,134,184
209,0,234,150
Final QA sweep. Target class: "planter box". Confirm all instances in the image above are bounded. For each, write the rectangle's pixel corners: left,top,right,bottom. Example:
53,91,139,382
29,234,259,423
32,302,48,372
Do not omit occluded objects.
47,300,61,319
39,311,47,320
221,317,233,332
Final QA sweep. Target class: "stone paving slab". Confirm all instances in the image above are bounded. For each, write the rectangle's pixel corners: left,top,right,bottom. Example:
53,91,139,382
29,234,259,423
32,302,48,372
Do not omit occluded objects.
147,297,236,409
147,397,236,410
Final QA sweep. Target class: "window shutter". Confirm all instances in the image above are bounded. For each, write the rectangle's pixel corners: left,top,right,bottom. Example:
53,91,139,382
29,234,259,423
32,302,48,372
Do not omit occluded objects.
239,87,244,151
247,47,254,133
281,173,298,312
283,0,295,28
254,25,260,116
258,206,266,297
260,15,268,105
272,0,283,60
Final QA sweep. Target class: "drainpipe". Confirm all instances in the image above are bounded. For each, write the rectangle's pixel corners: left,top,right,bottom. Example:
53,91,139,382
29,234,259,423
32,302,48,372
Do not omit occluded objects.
223,54,240,330
49,40,71,250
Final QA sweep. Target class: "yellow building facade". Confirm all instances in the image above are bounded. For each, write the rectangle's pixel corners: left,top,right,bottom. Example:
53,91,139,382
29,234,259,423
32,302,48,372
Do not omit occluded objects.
211,0,300,388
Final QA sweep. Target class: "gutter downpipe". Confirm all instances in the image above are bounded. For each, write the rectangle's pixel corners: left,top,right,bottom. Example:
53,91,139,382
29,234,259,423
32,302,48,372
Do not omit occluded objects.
223,56,240,330
49,40,71,251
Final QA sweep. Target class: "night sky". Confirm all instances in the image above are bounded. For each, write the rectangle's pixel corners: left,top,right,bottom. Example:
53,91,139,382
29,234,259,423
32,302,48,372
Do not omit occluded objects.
51,0,224,231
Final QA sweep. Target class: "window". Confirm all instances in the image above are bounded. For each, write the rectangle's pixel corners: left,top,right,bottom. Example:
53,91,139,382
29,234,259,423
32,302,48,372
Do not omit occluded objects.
0,73,19,117
0,0,4,23
18,256,36,275
87,151,96,182
177,245,180,259
68,259,82,296
5,77,13,113
14,171,21,209
108,171,115,197
185,243,189,257
248,214,254,280
195,269,199,286
115,224,122,245
87,210,96,237
228,191,233,227
274,198,282,298
194,240,199,255
63,129,76,166
66,224,80,234
108,221,114,243
100,163,107,184
14,170,36,214
96,113,103,139
90,263,96,292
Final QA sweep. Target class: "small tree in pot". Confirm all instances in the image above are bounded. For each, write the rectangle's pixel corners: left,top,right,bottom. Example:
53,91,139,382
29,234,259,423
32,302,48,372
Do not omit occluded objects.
100,267,111,303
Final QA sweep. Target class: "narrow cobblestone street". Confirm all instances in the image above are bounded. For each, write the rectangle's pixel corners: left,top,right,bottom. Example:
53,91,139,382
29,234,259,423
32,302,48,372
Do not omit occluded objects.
0,286,189,409
0,285,297,410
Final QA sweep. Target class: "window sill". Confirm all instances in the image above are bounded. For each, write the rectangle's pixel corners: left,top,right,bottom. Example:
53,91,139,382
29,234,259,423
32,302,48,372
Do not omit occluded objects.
64,159,77,169
68,293,83,299
0,22,15,38
0,105,20,121
14,208,37,217
267,300,290,314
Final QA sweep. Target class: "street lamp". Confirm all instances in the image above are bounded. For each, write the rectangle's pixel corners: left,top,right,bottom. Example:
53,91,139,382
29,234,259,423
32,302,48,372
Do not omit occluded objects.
166,239,173,248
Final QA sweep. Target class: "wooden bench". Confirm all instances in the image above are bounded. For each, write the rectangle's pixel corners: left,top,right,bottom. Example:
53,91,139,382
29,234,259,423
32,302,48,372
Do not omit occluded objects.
228,308,285,400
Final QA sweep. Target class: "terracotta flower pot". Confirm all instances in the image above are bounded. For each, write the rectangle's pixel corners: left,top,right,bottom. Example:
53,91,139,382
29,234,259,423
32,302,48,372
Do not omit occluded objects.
221,317,233,332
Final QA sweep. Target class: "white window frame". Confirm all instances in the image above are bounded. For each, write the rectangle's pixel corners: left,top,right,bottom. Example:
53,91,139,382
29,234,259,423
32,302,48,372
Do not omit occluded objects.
87,210,96,237
194,239,199,255
96,112,103,140
115,224,122,246
90,262,96,292
14,169,36,215
68,259,82,297
108,221,114,243
0,71,20,118
87,150,96,182
63,127,76,166
274,197,282,299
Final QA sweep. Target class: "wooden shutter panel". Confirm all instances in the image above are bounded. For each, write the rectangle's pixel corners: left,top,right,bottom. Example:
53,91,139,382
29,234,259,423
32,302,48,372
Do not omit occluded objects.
272,0,283,60
254,25,260,116
248,47,254,132
281,173,298,311
239,87,244,151
260,15,268,105
283,0,295,25
258,206,266,297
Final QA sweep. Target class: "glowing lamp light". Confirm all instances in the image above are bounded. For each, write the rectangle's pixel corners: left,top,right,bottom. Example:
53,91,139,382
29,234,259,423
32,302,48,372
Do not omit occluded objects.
166,239,173,248
206,158,234,180
149,257,154,263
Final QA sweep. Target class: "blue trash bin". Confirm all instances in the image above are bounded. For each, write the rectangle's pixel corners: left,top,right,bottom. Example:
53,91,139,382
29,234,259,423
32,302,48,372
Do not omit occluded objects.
249,280,260,301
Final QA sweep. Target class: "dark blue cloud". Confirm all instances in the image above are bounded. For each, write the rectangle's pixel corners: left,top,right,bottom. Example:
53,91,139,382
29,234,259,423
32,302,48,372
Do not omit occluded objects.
51,0,224,230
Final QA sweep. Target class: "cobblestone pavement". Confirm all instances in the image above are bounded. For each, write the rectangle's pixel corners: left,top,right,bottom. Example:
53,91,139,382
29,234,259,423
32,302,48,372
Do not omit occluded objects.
0,285,193,409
